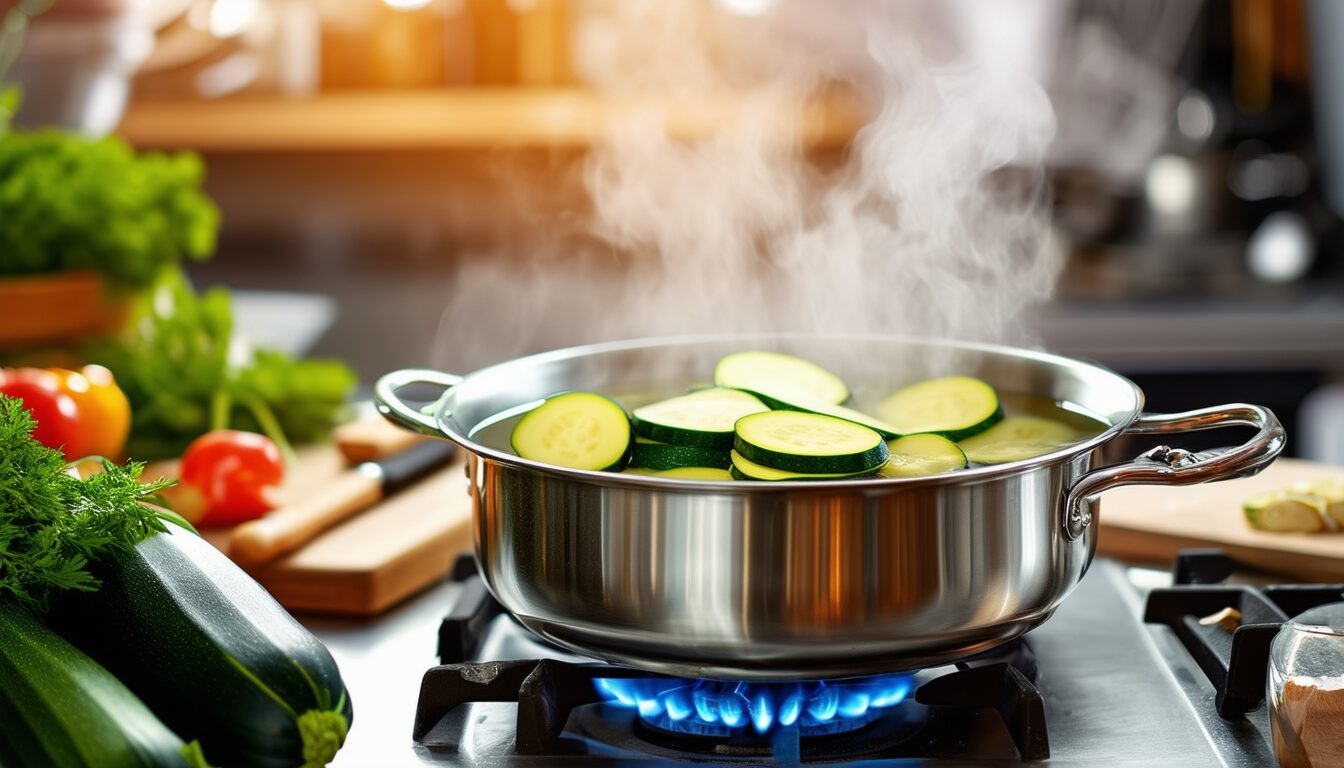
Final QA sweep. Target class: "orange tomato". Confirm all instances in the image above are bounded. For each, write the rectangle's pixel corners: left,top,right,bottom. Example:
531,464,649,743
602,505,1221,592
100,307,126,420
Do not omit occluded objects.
46,365,131,460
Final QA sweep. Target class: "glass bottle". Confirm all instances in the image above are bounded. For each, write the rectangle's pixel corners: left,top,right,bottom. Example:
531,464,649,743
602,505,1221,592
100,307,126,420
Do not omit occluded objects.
1268,602,1344,768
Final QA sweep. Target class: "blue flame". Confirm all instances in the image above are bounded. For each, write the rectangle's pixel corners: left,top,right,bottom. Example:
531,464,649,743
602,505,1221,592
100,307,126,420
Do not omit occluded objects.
594,675,914,735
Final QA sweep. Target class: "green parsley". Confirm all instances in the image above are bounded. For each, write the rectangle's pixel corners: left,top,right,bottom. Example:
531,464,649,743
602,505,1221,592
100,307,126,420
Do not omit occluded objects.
84,270,357,460
0,396,171,612
0,129,219,288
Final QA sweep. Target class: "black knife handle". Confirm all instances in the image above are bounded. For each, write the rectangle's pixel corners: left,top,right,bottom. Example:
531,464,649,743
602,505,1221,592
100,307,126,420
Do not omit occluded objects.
374,440,457,494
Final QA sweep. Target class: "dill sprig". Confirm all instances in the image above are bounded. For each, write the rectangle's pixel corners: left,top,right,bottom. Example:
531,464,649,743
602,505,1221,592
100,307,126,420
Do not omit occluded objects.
0,396,172,611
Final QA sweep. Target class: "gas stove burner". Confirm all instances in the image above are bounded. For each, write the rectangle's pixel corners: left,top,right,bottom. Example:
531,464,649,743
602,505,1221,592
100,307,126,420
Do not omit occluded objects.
593,675,915,738
574,689,930,762
418,554,1054,761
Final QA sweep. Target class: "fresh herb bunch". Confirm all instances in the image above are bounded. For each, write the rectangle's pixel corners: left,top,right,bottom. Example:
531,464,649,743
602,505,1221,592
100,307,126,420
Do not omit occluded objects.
0,396,171,612
84,271,357,460
0,129,219,287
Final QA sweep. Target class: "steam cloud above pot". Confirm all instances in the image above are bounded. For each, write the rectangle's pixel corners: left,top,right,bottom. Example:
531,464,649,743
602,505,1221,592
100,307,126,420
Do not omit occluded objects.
434,0,1062,372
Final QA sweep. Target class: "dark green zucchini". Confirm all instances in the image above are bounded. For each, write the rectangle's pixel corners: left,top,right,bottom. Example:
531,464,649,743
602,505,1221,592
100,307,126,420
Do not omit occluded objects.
0,601,197,768
51,525,352,768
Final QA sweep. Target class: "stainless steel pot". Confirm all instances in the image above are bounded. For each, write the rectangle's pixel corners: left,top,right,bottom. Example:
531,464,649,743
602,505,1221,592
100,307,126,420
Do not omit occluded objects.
375,335,1283,680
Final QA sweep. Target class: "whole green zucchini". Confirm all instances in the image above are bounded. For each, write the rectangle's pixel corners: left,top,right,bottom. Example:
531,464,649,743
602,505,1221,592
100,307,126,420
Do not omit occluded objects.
0,601,195,768
53,525,352,768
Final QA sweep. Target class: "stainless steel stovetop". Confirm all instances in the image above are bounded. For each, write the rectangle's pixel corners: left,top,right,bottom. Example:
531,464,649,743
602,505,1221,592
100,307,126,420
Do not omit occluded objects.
371,558,1277,767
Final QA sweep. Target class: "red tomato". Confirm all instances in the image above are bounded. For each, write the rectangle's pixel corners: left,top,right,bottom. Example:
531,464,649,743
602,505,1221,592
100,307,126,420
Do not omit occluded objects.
179,430,285,527
0,368,84,458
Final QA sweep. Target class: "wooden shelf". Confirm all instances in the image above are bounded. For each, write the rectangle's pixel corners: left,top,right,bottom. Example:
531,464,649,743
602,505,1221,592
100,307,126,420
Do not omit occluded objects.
117,88,867,152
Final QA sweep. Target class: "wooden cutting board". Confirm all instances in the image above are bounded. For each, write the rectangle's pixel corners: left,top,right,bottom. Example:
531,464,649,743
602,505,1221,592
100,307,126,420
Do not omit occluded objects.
153,419,473,617
240,459,473,617
1098,457,1344,581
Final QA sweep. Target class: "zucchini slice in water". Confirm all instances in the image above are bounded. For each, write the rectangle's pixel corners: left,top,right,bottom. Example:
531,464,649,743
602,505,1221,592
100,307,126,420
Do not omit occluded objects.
632,387,768,449
879,434,969,478
630,438,730,470
511,392,633,471
877,375,1002,441
714,351,849,408
627,466,735,481
957,416,1077,465
769,399,901,439
729,450,877,481
734,411,888,475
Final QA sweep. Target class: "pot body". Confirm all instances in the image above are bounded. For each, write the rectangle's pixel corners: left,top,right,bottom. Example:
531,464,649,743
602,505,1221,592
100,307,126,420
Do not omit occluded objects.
377,334,1284,679
467,446,1096,678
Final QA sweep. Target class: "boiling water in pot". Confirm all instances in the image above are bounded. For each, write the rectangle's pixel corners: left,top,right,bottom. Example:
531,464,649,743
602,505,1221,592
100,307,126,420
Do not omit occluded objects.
469,388,1107,473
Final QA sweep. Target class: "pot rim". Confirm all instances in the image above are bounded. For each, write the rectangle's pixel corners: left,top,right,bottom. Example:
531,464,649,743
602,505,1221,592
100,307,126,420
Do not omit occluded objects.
431,332,1144,492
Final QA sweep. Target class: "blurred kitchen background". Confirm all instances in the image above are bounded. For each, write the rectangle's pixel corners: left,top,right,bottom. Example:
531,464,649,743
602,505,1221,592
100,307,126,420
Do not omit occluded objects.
6,0,1344,461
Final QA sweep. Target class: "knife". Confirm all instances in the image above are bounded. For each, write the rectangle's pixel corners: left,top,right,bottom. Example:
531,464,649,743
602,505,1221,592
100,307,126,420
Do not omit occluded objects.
229,439,458,567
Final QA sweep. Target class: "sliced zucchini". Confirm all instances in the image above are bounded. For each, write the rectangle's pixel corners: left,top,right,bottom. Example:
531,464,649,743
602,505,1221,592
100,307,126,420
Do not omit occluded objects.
632,387,768,449
627,466,735,481
877,376,1003,441
957,416,1078,465
510,392,632,471
1244,491,1329,533
760,397,901,439
733,411,888,474
1301,479,1344,529
729,450,876,482
714,351,849,408
879,434,969,478
630,438,730,470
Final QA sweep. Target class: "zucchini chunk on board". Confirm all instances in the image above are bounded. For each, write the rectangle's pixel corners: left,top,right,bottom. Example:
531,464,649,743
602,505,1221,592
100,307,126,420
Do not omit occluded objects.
0,602,197,768
714,351,849,408
1244,491,1331,533
879,433,969,478
1291,478,1344,528
877,375,1003,441
50,525,352,768
630,437,731,470
632,387,768,449
511,392,633,471
730,450,878,481
957,416,1077,465
734,411,888,475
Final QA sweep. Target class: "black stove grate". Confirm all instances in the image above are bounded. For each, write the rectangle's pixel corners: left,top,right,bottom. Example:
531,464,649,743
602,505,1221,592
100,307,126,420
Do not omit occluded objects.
1143,549,1344,718
416,554,1050,761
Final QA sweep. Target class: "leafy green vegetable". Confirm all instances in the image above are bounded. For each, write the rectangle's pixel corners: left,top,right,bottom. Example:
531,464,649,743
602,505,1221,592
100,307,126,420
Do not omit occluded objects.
0,129,219,287
0,395,171,612
84,270,357,460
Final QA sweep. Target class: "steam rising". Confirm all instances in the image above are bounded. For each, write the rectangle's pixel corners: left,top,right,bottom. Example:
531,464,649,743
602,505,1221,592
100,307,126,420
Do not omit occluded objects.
434,0,1062,373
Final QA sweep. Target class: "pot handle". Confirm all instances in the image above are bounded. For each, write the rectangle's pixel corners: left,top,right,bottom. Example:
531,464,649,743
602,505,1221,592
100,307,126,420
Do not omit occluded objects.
1062,404,1285,541
374,369,464,437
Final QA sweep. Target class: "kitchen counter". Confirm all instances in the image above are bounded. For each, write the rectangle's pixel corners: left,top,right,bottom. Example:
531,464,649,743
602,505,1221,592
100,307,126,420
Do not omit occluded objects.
303,557,1278,767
